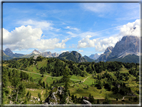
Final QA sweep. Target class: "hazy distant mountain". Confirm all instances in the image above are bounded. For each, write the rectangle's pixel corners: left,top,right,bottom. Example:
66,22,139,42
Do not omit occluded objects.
84,55,95,62
31,49,41,55
3,51,13,60
22,49,59,58
41,52,59,57
58,51,87,63
96,46,113,62
4,48,14,57
89,53,100,60
3,48,24,59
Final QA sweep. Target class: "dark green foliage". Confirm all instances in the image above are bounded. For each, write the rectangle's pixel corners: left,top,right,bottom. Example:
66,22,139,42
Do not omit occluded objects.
38,93,41,99
58,51,87,63
88,94,95,103
103,95,111,104
36,56,43,61
133,97,138,102
26,91,31,101
95,80,103,89
97,99,100,104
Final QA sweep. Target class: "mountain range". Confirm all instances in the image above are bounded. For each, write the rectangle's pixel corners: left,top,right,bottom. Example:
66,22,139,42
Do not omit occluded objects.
89,53,100,60
2,36,141,63
96,36,141,63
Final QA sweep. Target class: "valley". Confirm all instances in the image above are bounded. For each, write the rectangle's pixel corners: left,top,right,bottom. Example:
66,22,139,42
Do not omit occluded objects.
2,56,140,105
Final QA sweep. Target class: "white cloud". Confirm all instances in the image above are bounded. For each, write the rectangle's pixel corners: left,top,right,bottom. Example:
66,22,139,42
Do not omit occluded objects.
17,19,60,31
119,19,140,37
77,35,119,52
78,50,83,53
65,26,79,31
3,25,69,51
67,31,98,38
60,50,69,54
77,19,140,52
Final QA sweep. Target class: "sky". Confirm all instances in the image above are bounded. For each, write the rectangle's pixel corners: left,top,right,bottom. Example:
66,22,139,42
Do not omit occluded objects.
2,2,140,56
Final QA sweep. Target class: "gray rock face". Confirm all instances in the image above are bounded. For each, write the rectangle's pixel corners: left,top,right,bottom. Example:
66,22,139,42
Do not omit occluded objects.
3,48,24,58
41,52,59,57
108,36,140,59
4,48,14,57
70,51,87,63
31,49,41,55
97,46,113,62
89,53,100,60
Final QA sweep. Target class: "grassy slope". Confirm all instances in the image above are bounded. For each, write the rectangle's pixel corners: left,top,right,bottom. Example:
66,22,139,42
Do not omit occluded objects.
4,58,139,104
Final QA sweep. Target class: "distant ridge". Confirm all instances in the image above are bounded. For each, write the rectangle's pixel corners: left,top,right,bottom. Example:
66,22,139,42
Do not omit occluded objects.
58,51,87,63
89,53,100,60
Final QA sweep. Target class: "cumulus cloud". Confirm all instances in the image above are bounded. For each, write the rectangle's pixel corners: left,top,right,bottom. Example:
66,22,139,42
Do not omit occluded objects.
17,19,60,31
119,19,140,37
77,19,140,52
3,25,69,51
77,35,120,52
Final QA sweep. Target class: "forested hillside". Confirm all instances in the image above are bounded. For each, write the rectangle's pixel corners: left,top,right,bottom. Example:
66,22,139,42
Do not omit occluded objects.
2,56,140,104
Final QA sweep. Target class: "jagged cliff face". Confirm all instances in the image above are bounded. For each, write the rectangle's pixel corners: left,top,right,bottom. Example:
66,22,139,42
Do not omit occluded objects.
96,36,140,62
108,36,140,58
96,46,113,62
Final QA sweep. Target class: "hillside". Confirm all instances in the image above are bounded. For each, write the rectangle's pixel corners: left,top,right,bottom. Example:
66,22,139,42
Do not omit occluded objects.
58,51,87,63
108,54,140,63
84,55,95,62
3,57,140,104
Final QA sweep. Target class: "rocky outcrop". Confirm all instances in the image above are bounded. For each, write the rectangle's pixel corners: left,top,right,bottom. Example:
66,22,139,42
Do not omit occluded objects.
96,46,113,62
44,86,65,105
97,36,141,62
108,36,140,59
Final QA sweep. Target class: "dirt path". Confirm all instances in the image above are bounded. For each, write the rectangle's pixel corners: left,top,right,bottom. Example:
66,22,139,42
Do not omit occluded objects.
44,76,48,81
9,68,60,78
10,68,82,81
41,90,43,95
82,75,91,83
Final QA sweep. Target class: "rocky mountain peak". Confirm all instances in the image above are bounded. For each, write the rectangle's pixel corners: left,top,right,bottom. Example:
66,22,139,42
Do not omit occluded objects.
108,35,140,58
32,49,41,55
4,48,14,57
4,48,13,54
89,53,100,60
71,51,81,59
104,46,113,54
